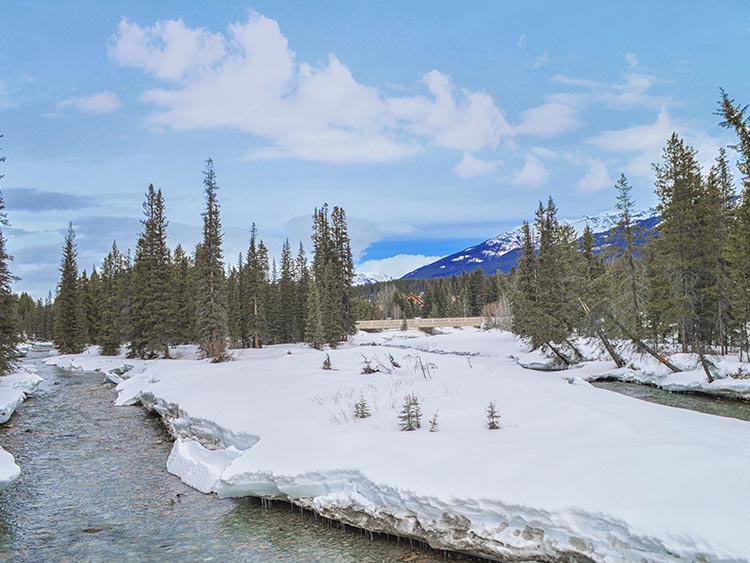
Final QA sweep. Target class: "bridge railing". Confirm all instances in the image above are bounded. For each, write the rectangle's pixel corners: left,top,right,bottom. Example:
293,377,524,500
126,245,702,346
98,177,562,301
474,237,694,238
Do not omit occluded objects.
356,317,491,330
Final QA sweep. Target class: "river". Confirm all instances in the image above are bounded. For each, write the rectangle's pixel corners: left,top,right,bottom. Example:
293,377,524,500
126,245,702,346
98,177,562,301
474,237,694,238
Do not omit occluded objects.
592,380,750,421
0,349,453,563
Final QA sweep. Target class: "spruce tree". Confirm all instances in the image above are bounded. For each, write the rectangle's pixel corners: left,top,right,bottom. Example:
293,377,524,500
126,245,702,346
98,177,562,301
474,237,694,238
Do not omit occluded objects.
83,267,104,345
99,242,126,355
651,133,708,352
170,244,195,345
293,242,309,342
305,277,324,349
54,223,86,354
607,174,646,333
195,159,228,360
130,185,173,359
278,240,296,343
0,140,21,374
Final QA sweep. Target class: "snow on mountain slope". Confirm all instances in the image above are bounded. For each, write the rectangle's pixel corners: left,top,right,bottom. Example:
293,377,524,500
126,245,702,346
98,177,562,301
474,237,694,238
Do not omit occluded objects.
403,209,659,279
353,272,393,286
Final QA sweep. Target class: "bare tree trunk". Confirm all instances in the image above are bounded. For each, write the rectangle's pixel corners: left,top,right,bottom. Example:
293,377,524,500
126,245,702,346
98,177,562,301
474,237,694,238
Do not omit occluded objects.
698,351,714,383
602,310,681,373
547,342,572,366
578,299,626,368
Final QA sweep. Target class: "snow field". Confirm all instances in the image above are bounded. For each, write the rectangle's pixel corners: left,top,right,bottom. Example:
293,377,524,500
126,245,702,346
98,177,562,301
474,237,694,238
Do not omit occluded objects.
47,330,750,562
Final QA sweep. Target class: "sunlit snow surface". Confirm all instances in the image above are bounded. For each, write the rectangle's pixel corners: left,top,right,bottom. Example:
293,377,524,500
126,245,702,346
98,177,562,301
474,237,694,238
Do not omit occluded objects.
47,331,750,562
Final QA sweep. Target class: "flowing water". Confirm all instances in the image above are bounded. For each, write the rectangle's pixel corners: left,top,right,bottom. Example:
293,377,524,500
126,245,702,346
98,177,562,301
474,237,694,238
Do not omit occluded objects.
0,349,453,563
592,380,750,422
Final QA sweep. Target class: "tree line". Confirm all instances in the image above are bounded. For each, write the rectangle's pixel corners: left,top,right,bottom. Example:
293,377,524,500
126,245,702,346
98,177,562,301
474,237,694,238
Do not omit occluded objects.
48,159,355,360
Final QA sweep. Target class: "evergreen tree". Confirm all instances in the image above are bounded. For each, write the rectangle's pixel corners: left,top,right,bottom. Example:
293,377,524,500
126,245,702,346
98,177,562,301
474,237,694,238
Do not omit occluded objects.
305,277,324,349
170,244,195,345
650,133,709,352
99,242,126,355
195,159,228,360
293,243,309,342
0,140,21,374
278,240,296,343
511,221,538,340
129,185,173,358
54,223,86,354
607,174,646,333
83,267,104,345
309,204,355,346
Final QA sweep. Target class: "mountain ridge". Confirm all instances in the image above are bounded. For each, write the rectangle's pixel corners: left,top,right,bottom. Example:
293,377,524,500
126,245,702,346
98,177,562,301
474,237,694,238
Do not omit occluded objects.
401,209,660,280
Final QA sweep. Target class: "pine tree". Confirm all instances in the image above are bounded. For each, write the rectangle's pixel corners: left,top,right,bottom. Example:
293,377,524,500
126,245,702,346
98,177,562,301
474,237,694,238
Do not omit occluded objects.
486,401,501,430
511,221,539,341
83,267,104,345
170,244,195,345
353,395,371,419
607,174,646,333
99,242,126,355
293,243,309,342
0,139,21,374
195,159,228,360
129,185,173,359
398,394,422,431
278,240,296,343
651,133,708,352
305,277,324,349
428,411,439,432
54,223,86,354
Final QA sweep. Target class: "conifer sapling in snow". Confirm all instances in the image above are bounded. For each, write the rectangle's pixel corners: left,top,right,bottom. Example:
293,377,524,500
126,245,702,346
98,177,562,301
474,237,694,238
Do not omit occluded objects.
486,401,501,430
353,394,371,419
399,393,422,431
428,411,439,432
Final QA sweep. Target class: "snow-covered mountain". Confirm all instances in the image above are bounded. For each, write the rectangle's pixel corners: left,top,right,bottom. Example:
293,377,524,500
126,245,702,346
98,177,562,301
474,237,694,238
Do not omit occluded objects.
353,272,394,286
402,209,659,279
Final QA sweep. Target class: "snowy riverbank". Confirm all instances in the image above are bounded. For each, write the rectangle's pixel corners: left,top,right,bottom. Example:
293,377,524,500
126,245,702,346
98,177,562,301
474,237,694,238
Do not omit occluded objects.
0,365,44,490
47,330,750,562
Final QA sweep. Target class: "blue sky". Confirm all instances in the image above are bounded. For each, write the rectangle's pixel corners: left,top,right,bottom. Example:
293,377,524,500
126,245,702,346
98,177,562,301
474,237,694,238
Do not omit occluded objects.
1,1,748,296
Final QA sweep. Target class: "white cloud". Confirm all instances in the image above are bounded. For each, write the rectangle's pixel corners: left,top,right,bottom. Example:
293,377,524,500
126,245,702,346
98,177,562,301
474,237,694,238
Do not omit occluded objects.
517,33,527,48
513,154,550,187
107,18,226,81
57,91,122,114
453,152,500,179
357,254,442,279
587,109,673,153
625,52,639,68
586,109,726,178
109,14,509,164
576,159,613,193
514,102,582,138
550,71,667,111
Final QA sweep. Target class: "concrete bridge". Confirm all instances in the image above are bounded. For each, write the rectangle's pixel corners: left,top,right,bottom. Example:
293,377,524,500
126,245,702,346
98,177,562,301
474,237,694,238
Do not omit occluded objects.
355,316,486,331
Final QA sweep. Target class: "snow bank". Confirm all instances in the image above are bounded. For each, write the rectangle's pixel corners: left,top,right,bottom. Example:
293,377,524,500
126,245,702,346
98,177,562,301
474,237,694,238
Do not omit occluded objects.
56,332,750,562
0,366,43,490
